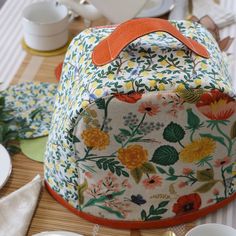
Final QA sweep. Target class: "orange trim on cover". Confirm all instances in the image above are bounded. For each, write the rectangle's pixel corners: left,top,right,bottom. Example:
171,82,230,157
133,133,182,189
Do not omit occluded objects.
45,181,236,229
92,18,210,66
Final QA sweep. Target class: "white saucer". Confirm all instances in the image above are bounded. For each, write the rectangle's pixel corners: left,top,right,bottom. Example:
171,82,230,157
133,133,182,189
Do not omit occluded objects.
0,144,12,189
33,231,83,236
137,0,174,18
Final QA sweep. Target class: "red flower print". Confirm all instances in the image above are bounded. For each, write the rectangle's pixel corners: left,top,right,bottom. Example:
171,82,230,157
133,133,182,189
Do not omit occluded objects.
172,193,201,216
196,89,236,120
213,188,219,195
214,156,231,167
114,92,143,103
142,175,162,189
207,199,214,204
138,101,160,116
182,168,193,176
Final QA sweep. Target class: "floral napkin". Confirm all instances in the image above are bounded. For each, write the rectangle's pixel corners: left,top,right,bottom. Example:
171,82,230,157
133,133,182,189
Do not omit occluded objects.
1,82,57,138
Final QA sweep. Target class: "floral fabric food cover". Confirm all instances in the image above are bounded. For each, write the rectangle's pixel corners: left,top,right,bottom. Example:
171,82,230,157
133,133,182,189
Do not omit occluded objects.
44,18,236,229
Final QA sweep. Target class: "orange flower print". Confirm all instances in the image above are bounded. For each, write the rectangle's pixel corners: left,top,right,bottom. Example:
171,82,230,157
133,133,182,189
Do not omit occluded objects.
114,92,143,103
118,145,148,170
142,175,162,189
138,101,160,116
182,168,193,176
81,127,109,150
196,89,236,120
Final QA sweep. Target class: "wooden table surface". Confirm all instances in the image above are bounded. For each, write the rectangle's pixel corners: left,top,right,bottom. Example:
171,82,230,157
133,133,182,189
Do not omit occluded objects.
0,17,195,236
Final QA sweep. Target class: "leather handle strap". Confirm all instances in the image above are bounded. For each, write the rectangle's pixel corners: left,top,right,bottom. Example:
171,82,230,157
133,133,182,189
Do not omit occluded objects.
92,18,210,66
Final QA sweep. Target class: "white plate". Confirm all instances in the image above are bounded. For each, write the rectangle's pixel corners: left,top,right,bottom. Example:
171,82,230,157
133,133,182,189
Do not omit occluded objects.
137,0,174,18
33,231,83,236
0,144,12,189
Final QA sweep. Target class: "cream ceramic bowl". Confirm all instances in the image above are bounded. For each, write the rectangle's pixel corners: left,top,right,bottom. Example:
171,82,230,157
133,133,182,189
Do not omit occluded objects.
22,1,70,51
185,223,236,236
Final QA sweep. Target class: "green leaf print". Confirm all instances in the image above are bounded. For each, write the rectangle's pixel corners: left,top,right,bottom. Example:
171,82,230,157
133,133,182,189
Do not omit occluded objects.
78,179,88,205
141,201,169,221
186,108,203,130
98,205,124,219
195,180,218,193
177,88,204,103
163,122,185,143
95,98,106,109
119,128,132,137
156,166,167,174
152,145,179,166
83,190,125,208
141,162,156,174
158,201,169,208
196,169,214,182
141,209,147,220
96,158,129,177
230,121,236,139
131,167,143,184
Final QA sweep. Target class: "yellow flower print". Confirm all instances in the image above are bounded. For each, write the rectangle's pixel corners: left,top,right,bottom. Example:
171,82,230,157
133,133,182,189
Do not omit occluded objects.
176,50,185,57
160,60,168,66
158,83,165,90
128,61,135,68
149,80,156,87
156,32,165,37
201,62,207,70
81,127,110,150
139,52,147,57
157,73,165,79
122,52,129,59
81,100,89,108
107,73,115,80
118,145,148,170
125,81,133,90
91,81,98,88
56,163,60,171
94,88,103,96
168,65,176,70
140,71,149,77
78,44,83,50
67,168,74,175
176,83,185,92
180,137,216,163
194,79,202,86
88,36,96,43
67,184,73,191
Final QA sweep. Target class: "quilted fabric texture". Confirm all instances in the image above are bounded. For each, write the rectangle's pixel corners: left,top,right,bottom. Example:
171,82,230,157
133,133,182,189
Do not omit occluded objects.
44,20,236,228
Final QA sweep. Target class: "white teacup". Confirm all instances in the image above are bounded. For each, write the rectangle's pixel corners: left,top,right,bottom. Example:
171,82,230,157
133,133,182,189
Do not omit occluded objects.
22,1,71,51
185,223,236,236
